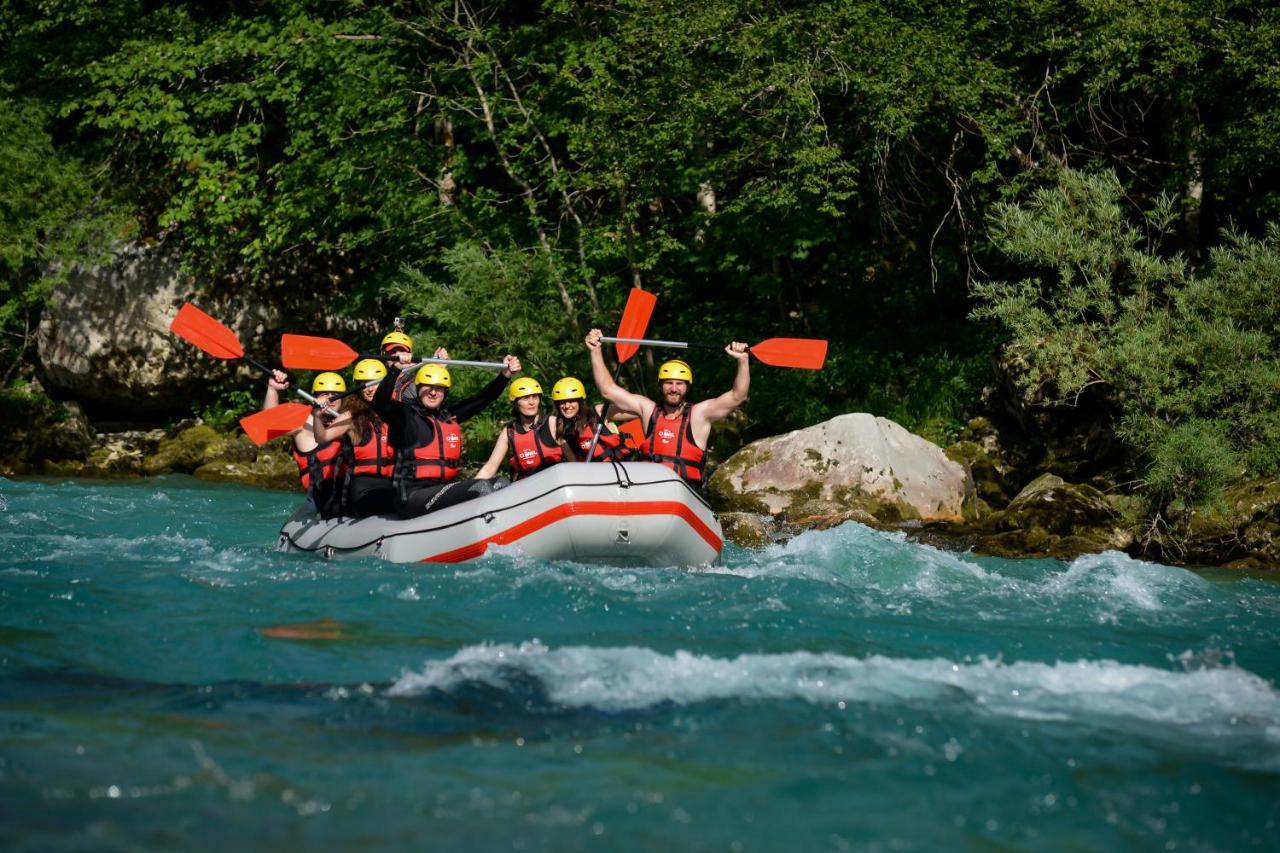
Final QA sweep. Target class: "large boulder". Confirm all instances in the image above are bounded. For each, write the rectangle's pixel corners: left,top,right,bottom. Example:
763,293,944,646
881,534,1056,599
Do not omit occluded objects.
36,240,376,417
708,413,970,525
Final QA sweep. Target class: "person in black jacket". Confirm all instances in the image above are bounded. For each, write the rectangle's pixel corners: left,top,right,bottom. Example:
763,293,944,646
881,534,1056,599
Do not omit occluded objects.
373,349,520,518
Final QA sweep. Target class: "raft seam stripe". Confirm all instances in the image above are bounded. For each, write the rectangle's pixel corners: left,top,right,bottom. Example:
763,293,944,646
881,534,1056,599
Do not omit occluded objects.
419,500,724,563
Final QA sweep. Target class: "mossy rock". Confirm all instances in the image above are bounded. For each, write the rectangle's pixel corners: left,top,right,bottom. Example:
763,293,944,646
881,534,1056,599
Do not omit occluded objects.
706,476,776,514
998,475,1121,536
975,526,1054,558
144,425,226,475
946,438,1016,509
719,512,776,548
780,497,880,531
194,455,299,490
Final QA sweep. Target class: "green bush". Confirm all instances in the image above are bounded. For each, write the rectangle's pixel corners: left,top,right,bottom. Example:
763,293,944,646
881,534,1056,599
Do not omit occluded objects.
972,169,1280,523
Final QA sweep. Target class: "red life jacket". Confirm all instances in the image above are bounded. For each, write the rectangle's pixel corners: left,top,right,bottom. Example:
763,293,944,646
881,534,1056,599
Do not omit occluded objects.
507,416,563,478
349,420,395,478
642,404,704,484
291,439,342,491
396,413,463,483
575,421,631,461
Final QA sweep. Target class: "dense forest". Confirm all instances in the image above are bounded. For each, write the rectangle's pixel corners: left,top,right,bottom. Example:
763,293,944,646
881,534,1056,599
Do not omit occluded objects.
3,1,1280,526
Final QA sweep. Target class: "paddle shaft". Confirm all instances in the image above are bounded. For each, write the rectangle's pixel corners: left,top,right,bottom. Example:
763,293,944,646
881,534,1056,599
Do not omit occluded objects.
602,336,723,351
244,354,339,415
406,357,509,370
584,362,625,461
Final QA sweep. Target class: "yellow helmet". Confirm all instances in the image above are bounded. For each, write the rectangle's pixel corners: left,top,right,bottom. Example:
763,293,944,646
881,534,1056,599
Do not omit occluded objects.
658,359,693,384
415,363,452,388
381,331,413,352
551,377,586,401
352,358,387,383
311,372,347,393
508,377,544,402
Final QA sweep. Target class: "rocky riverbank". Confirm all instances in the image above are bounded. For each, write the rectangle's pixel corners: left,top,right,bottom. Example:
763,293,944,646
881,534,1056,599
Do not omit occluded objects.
0,394,298,490
711,413,1280,571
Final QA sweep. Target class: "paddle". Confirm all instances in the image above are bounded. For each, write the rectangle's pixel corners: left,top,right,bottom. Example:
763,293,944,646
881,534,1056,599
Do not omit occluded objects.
169,303,335,444
239,402,315,445
585,288,657,460
600,335,828,370
281,333,506,372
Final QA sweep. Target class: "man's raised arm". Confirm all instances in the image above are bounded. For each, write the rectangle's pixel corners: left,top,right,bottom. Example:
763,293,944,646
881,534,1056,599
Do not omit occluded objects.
586,328,654,420
697,342,750,423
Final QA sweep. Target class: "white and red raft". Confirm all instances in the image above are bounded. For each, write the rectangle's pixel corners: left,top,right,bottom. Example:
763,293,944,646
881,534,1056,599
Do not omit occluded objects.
276,462,723,566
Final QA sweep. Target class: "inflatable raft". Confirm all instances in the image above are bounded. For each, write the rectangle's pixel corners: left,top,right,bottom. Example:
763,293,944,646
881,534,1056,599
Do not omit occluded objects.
277,462,723,566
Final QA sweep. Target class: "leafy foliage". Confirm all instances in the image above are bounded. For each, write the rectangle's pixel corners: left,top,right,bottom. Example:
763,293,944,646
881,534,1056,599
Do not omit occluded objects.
0,96,127,382
2,0,1279,476
972,169,1280,518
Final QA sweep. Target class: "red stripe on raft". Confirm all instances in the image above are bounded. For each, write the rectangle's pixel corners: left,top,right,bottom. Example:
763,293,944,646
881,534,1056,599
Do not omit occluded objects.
421,500,723,563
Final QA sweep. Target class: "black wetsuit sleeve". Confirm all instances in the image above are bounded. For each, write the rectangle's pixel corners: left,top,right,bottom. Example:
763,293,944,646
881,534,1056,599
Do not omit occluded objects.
371,367,406,441
372,367,398,418
449,373,510,422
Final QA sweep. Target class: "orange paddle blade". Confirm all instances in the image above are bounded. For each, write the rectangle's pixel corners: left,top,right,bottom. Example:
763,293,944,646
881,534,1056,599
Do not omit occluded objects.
614,288,657,363
169,303,244,360
239,403,312,445
281,334,359,370
750,338,828,370
618,418,646,448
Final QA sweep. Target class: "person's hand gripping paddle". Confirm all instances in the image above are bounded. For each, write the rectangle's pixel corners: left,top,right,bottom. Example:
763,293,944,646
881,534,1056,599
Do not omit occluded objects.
168,303,334,445
584,287,658,460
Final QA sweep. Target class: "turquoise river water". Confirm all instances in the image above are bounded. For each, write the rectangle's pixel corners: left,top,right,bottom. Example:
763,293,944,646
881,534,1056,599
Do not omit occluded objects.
1,476,1279,851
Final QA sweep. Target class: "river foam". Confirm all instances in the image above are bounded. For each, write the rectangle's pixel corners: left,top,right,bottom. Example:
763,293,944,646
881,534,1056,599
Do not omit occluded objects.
388,641,1280,742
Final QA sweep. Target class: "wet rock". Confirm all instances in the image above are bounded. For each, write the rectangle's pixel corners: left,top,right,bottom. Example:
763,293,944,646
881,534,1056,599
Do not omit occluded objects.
81,429,166,477
1181,479,1280,569
194,447,298,491
971,474,1134,560
719,512,777,548
995,474,1122,534
33,401,95,462
708,413,969,527
143,425,226,475
946,439,1013,511
780,498,881,531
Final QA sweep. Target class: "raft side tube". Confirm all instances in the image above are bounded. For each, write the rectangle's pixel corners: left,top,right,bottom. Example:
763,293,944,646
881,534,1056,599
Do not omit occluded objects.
277,462,722,567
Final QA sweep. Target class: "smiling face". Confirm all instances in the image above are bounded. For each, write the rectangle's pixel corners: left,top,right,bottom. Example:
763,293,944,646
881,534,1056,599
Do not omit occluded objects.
516,394,541,419
361,383,378,402
417,384,447,409
660,379,688,408
557,399,581,419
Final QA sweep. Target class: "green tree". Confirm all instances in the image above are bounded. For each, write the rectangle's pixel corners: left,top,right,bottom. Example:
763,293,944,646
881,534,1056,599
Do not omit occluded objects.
972,168,1280,530
0,96,127,383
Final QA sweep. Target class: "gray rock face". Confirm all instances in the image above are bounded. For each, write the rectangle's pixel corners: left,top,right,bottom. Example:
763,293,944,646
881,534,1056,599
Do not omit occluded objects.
38,242,201,414
36,240,375,416
708,413,970,524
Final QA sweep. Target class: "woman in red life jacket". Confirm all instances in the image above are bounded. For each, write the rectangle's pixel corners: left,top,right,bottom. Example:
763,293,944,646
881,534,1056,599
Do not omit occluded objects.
585,330,750,486
309,359,397,518
476,378,569,480
372,348,521,518
263,369,346,517
549,376,637,462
